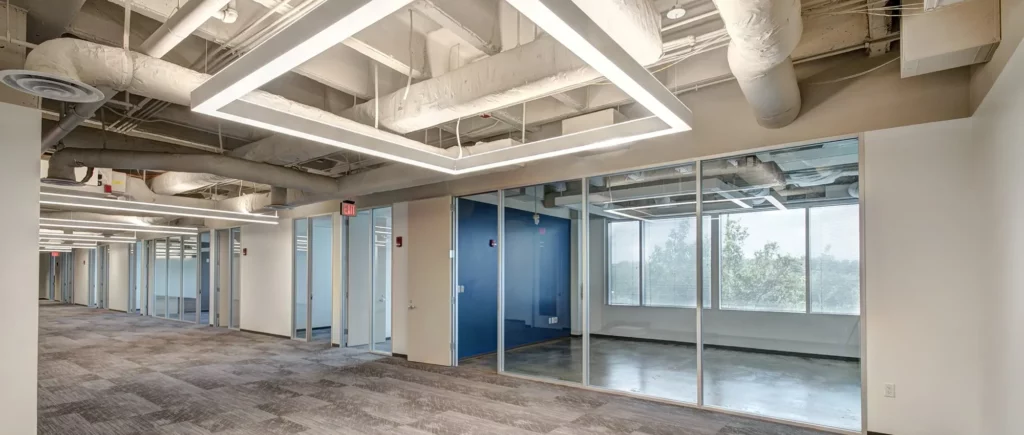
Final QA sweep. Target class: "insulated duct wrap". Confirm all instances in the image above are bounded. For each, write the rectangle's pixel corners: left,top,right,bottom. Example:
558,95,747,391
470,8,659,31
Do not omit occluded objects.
713,0,803,128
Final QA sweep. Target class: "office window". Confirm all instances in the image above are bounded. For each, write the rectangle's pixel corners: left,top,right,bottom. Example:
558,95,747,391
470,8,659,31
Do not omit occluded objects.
644,218,697,307
809,205,860,315
607,221,640,305
720,209,806,313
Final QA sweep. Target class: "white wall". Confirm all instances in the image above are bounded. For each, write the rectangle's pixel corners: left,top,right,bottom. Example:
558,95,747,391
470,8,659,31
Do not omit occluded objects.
73,249,90,305
107,244,129,312
0,102,40,433
239,223,292,337
863,117,985,435
973,29,1024,435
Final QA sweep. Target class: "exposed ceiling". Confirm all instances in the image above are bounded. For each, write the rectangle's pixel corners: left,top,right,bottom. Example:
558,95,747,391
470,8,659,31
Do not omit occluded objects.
0,0,990,221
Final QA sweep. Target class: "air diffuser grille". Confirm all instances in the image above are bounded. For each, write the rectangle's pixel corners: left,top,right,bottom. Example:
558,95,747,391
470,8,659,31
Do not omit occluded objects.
0,70,105,103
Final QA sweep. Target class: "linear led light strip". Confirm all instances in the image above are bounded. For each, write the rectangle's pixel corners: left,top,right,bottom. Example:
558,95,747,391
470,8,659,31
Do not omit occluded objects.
38,233,136,241
40,236,137,244
40,218,199,235
40,192,278,224
191,0,692,174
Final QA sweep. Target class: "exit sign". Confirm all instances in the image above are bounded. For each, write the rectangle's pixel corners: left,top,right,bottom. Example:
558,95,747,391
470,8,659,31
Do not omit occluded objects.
341,200,357,217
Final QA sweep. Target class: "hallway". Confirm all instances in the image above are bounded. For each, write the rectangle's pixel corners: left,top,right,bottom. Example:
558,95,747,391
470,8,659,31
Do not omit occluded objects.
38,304,831,434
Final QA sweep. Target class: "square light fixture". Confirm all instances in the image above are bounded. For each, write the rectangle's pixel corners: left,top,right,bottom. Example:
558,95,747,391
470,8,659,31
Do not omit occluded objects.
191,0,692,174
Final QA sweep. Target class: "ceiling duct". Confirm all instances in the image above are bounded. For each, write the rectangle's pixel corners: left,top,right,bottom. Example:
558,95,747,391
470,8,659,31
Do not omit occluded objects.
45,148,341,194
342,0,663,134
604,158,784,189
713,0,802,128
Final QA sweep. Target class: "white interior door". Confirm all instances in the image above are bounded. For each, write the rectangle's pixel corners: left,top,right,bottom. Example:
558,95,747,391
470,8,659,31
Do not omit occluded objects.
405,196,453,366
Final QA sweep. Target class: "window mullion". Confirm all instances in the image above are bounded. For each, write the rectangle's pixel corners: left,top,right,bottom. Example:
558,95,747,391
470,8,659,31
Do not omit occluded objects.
638,220,644,307
710,216,720,311
805,207,811,314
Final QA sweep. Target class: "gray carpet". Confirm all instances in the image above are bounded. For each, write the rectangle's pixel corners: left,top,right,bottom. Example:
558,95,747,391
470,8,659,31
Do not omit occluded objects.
38,304,832,435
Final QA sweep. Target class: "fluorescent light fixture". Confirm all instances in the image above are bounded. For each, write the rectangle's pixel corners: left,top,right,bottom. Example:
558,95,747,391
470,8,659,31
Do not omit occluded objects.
190,0,692,174
505,0,692,129
40,192,277,224
40,248,72,252
192,0,413,113
40,236,137,244
764,194,788,211
38,233,135,241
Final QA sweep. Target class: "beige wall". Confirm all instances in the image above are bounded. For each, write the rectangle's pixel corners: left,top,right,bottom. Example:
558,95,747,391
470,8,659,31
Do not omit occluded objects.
973,25,1024,435
863,118,985,435
970,0,1024,112
0,102,40,434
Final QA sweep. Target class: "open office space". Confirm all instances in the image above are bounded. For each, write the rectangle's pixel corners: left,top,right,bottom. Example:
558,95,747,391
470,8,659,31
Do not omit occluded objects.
2,0,1023,434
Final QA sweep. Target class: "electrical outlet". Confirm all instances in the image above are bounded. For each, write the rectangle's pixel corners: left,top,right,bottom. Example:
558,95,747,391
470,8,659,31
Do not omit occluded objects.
884,383,896,398
547,317,558,324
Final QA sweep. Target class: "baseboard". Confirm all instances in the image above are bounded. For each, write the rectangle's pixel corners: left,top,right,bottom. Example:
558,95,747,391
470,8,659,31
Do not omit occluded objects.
311,326,331,331
74,303,88,307
331,343,340,348
107,308,126,313
240,328,291,340
391,353,408,359
867,432,893,435
589,333,859,362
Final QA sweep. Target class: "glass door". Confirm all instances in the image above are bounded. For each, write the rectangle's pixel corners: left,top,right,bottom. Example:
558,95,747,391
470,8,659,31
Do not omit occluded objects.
229,228,241,329
293,218,310,340
182,236,199,323
199,232,212,325
370,208,392,353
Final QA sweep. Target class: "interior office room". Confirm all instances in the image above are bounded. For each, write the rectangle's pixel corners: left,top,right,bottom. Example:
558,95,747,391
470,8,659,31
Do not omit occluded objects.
3,0,1024,434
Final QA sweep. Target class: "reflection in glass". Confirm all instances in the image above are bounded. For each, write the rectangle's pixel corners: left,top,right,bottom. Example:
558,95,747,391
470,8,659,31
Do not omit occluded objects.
502,181,581,383
311,215,333,342
154,239,167,318
168,237,182,320
294,218,309,339
454,192,500,363
586,163,699,403
199,233,211,324
346,210,371,348
371,208,393,352
701,139,861,430
230,228,241,329
182,236,199,323
809,205,860,315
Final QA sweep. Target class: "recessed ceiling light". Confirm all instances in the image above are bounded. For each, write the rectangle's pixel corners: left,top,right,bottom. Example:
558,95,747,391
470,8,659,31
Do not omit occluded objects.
667,7,687,20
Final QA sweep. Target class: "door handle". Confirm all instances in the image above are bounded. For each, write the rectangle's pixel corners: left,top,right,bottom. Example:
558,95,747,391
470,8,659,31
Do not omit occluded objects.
378,297,386,302
408,302,416,309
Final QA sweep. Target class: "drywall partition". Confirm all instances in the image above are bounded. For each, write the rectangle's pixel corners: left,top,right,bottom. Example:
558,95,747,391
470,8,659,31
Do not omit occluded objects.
973,31,1024,435
239,223,292,337
391,202,409,355
0,102,39,433
108,244,129,311
863,117,984,435
73,249,90,305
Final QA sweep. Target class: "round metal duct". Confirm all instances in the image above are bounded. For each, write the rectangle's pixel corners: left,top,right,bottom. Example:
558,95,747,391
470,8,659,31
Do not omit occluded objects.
0,70,105,103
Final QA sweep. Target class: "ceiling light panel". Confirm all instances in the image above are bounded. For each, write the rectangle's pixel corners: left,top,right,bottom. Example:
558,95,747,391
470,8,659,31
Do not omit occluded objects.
40,218,198,235
190,0,692,174
40,192,278,225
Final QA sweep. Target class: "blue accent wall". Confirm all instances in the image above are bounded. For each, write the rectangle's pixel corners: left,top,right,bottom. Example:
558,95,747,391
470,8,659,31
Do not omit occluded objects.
456,198,572,360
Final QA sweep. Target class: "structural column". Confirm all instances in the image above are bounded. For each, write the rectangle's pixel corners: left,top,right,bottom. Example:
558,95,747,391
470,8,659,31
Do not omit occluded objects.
0,101,41,433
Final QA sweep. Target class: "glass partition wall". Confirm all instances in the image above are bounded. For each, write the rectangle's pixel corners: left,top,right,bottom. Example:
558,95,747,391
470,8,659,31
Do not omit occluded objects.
293,215,334,342
146,235,211,324
344,207,393,354
481,139,862,432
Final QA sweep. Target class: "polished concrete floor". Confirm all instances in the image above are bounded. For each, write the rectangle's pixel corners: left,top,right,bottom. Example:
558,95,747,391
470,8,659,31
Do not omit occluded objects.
460,336,861,431
38,303,835,435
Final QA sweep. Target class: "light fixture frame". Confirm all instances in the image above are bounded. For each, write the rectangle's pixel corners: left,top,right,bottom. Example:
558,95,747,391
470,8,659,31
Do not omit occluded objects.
40,218,199,235
190,0,692,174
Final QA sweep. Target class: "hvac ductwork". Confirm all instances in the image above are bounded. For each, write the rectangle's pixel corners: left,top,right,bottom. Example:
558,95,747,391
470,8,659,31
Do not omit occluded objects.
713,0,803,128
38,0,234,151
46,148,341,194
343,0,663,134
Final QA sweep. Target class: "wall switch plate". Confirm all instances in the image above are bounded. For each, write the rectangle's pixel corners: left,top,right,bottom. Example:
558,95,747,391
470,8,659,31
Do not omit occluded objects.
884,383,896,398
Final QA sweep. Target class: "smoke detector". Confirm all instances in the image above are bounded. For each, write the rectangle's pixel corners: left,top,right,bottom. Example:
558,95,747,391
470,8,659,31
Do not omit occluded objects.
666,7,687,20
0,70,105,103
